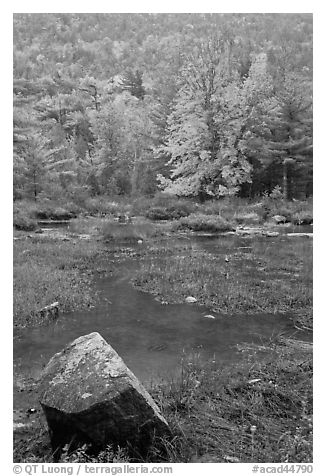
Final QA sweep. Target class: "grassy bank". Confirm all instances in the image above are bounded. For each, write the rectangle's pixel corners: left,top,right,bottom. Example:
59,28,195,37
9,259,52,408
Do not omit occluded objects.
14,337,312,463
150,339,312,463
13,237,106,327
133,237,312,327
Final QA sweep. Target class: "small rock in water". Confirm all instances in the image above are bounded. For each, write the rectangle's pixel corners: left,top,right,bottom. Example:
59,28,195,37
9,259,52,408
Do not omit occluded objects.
204,314,216,319
287,232,313,238
185,296,197,303
265,231,279,237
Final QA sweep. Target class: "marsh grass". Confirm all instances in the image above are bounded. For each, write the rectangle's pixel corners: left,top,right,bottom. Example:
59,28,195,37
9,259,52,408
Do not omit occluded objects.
175,213,234,232
13,210,38,231
13,238,101,327
148,343,313,463
13,414,53,463
133,237,312,322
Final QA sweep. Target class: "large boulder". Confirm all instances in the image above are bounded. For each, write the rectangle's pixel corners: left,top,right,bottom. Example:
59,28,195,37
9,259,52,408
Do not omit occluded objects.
39,332,170,457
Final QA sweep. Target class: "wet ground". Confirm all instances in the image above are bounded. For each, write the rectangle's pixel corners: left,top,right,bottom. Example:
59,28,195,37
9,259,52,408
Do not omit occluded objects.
13,227,312,412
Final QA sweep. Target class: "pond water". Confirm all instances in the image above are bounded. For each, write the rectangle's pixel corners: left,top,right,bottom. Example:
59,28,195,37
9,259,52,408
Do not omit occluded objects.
13,231,312,399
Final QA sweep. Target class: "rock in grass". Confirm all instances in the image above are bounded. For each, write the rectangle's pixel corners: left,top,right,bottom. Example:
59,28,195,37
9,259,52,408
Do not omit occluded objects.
271,215,287,224
248,378,262,384
39,332,169,457
185,296,197,303
264,231,279,237
38,302,59,321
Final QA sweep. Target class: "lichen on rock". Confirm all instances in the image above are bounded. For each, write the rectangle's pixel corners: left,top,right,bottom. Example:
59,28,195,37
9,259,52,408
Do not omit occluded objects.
39,332,170,458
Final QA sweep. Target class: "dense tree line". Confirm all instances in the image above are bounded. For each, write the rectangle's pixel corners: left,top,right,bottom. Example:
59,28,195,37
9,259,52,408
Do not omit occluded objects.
13,13,313,202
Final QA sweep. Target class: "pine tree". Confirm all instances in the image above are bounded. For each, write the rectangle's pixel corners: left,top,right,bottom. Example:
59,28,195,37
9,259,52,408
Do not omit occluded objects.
239,59,312,198
121,69,146,100
268,73,313,198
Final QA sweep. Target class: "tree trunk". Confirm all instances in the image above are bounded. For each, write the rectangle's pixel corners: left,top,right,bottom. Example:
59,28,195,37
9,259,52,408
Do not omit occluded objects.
131,149,138,196
283,161,288,200
33,172,37,201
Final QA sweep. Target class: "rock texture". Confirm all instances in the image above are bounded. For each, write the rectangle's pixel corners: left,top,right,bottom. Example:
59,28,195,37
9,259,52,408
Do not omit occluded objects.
38,302,59,321
185,296,197,303
271,215,287,224
39,332,169,456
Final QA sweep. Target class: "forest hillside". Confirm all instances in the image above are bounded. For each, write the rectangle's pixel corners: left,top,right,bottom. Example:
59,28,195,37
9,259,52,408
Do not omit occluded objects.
13,13,313,203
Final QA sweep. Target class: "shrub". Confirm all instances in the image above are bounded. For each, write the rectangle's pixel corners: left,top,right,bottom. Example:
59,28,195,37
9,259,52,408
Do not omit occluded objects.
145,198,195,221
199,198,260,221
83,197,130,217
13,201,38,230
269,185,284,200
84,197,114,216
262,198,292,221
65,201,84,216
263,198,313,224
291,211,313,225
52,207,76,220
166,201,195,219
176,213,234,233
146,207,171,221
13,210,38,231
34,205,75,220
